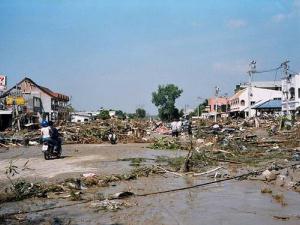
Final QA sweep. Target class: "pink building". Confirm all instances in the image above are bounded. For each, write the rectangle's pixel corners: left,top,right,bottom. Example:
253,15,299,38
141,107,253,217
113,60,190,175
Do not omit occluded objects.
208,97,229,113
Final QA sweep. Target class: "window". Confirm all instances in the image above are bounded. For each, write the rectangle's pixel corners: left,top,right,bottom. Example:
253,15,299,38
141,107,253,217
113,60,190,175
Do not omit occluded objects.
298,88,300,99
274,98,281,100
240,100,245,106
251,101,255,105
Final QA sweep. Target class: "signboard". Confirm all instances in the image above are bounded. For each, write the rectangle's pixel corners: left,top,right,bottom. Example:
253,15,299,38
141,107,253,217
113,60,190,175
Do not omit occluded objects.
6,96,26,106
0,75,7,91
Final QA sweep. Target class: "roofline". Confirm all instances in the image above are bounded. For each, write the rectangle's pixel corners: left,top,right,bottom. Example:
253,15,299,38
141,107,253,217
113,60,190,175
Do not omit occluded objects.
0,77,69,101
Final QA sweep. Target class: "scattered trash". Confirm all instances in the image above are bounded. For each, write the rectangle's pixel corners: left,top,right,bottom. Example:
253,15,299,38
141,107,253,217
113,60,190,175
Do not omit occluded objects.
90,199,129,211
292,153,300,161
109,191,135,199
82,173,97,178
262,170,277,181
261,187,273,194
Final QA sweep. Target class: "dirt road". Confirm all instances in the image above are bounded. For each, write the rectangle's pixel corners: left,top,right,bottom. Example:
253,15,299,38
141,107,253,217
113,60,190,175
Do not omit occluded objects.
0,143,183,184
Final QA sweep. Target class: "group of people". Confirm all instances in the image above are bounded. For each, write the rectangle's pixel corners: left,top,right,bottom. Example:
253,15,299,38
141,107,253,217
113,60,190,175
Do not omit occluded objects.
40,120,61,150
171,118,193,137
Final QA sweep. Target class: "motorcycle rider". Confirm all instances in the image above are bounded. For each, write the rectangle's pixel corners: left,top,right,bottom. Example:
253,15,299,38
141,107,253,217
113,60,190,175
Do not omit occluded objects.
108,127,117,144
48,121,61,151
40,120,51,142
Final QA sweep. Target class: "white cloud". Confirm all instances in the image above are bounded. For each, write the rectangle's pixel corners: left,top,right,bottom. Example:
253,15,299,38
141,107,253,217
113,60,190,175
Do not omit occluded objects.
271,0,300,23
227,19,247,29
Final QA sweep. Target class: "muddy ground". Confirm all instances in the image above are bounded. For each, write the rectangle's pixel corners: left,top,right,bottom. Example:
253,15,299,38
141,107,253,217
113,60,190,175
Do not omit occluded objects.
0,144,184,184
0,144,300,225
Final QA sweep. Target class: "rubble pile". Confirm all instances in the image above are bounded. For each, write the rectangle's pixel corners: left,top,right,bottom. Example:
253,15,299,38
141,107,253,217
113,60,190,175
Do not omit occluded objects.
0,119,153,148
60,119,151,144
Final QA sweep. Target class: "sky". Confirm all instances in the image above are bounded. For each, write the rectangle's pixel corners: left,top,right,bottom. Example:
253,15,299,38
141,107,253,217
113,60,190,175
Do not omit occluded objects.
0,0,299,114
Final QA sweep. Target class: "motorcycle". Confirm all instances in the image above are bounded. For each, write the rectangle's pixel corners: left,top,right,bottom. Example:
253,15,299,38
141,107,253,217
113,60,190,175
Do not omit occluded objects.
42,140,62,160
108,132,117,144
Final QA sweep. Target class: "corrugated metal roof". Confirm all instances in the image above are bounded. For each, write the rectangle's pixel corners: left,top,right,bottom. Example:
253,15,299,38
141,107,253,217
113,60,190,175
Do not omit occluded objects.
253,99,282,109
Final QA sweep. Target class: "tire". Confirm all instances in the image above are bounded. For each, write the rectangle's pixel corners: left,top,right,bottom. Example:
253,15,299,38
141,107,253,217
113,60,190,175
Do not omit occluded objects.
44,152,50,160
56,147,62,158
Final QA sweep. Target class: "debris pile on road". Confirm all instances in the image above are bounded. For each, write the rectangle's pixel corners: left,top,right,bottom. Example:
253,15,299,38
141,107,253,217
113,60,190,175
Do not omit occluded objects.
60,119,151,144
0,119,153,148
149,136,181,150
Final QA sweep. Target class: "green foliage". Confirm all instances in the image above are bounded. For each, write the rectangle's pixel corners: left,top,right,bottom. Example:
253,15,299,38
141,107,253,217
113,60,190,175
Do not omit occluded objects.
192,99,208,116
149,137,181,150
127,113,136,119
66,104,75,113
136,108,146,118
98,110,110,120
115,110,126,119
152,84,183,121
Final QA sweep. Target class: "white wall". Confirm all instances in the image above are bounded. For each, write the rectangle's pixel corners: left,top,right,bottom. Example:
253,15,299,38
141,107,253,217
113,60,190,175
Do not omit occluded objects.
282,74,300,112
71,115,91,123
230,87,282,116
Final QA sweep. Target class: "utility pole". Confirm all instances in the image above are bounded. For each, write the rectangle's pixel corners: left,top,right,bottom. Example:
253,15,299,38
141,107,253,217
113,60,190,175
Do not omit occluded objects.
214,86,220,123
224,93,228,115
281,60,290,115
247,60,256,118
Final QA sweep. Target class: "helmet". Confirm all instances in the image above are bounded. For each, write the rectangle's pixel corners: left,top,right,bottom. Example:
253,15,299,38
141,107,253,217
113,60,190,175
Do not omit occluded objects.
41,120,48,127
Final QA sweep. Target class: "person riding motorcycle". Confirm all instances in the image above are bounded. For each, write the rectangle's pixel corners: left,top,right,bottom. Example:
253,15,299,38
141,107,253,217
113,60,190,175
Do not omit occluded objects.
48,121,61,151
41,120,51,142
108,128,117,144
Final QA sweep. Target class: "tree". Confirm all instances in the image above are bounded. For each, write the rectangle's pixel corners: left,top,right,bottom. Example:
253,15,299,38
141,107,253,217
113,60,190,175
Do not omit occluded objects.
191,99,208,117
152,84,183,121
115,110,126,119
98,110,110,120
136,108,146,118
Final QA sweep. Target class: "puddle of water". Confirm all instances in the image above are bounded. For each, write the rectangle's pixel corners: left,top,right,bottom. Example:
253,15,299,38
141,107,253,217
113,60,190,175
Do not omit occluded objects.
1,175,300,225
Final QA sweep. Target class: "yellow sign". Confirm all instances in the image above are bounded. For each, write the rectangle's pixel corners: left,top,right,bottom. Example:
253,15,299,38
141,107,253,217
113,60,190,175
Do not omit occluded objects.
6,96,26,106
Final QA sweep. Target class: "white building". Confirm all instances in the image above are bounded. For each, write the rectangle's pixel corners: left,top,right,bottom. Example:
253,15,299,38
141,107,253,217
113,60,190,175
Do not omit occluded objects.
1,77,69,123
71,111,98,123
230,87,282,117
237,81,282,91
282,73,300,115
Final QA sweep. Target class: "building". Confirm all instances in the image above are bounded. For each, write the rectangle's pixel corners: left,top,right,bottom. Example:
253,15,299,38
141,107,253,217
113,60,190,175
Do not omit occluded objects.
208,97,229,113
0,77,69,129
252,99,282,115
71,111,98,123
229,87,282,117
235,81,282,92
282,74,300,115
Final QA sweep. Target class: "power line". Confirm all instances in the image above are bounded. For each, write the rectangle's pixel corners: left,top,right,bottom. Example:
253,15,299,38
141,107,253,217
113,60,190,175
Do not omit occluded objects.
253,66,282,74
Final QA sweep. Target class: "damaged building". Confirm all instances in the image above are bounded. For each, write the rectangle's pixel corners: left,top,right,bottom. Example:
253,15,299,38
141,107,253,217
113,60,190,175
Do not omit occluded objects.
0,77,70,130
